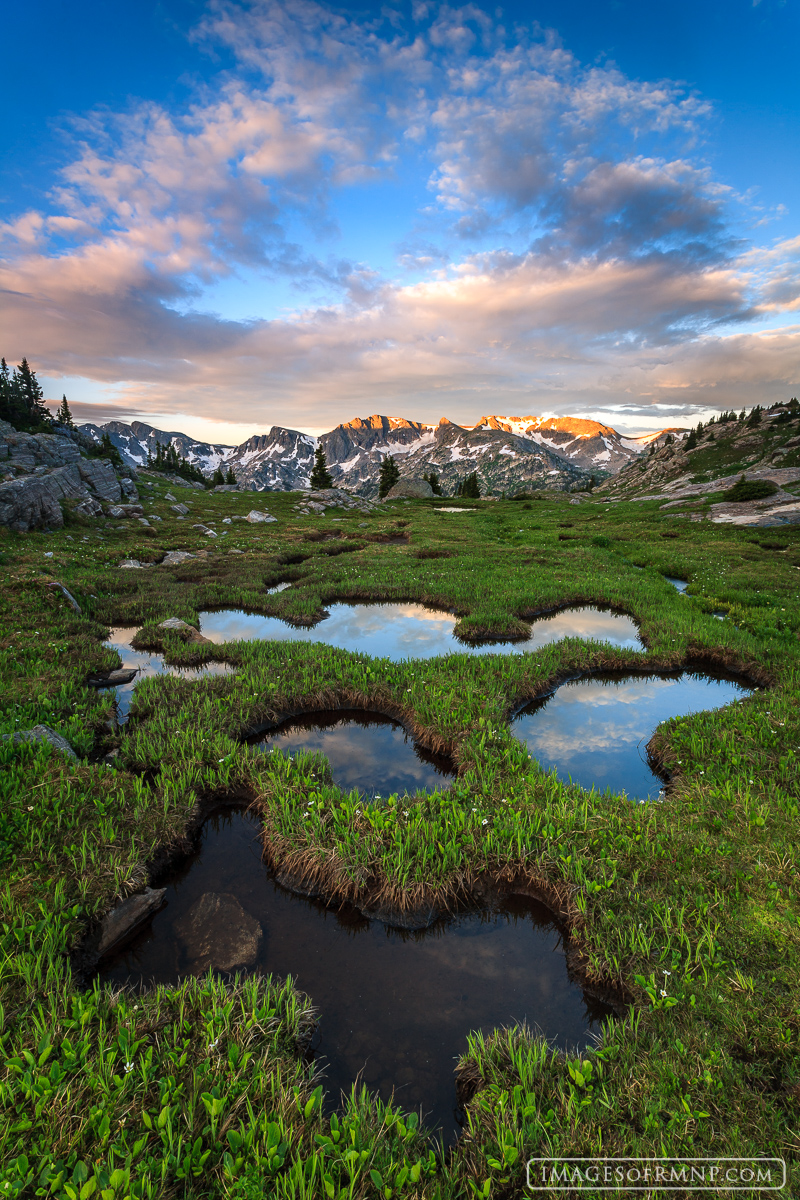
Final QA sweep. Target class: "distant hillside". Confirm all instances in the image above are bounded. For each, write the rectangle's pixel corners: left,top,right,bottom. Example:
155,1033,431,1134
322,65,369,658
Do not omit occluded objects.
598,404,800,499
80,410,683,496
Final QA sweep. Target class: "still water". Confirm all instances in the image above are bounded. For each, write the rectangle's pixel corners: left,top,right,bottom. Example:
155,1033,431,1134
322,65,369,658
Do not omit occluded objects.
103,626,236,719
198,603,643,659
251,710,454,798
99,808,611,1141
514,671,750,801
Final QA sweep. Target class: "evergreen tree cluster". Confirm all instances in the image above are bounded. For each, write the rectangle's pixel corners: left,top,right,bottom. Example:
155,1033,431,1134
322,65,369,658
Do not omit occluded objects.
455,471,481,498
147,440,207,485
0,357,54,431
422,470,443,495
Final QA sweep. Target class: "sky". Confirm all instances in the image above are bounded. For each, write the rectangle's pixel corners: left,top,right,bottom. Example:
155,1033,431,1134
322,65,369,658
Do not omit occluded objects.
1,0,798,443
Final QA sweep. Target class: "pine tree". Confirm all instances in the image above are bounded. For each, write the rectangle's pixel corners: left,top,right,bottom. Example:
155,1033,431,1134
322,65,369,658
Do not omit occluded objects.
56,394,75,428
14,358,50,427
310,445,334,489
746,405,762,427
211,467,225,487
378,453,400,498
225,466,237,486
684,428,697,450
461,471,481,498
423,471,443,495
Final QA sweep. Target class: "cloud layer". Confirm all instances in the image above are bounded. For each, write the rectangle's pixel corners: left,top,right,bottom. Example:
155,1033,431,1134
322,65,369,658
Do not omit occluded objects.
0,0,797,431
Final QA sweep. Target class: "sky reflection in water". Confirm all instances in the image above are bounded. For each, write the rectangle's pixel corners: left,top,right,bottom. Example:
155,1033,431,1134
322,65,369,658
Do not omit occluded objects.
254,710,453,798
198,603,643,659
514,672,750,801
104,626,235,719
99,809,610,1142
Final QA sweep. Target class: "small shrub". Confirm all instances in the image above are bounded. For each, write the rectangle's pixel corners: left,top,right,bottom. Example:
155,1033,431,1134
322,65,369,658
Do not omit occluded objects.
723,476,778,502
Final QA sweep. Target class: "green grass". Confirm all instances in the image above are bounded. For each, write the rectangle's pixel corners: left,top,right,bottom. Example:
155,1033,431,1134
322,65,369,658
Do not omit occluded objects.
1,482,799,1197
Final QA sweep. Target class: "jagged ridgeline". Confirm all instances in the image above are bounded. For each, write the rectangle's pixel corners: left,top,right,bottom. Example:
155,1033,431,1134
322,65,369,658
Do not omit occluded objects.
80,413,687,498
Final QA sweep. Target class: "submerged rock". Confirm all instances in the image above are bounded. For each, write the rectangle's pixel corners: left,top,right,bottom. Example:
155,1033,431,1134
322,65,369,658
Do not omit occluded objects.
88,667,138,687
98,886,167,955
173,891,262,971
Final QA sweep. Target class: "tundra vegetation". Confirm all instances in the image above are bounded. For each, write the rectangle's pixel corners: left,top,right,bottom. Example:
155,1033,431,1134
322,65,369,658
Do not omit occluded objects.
1,477,799,1199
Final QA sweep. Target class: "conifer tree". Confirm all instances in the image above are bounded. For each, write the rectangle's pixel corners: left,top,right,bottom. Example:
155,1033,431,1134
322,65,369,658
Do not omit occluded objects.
461,471,481,498
56,394,75,428
746,405,762,427
378,453,400,498
684,428,697,450
310,445,334,489
225,466,237,485
423,470,443,495
15,358,50,426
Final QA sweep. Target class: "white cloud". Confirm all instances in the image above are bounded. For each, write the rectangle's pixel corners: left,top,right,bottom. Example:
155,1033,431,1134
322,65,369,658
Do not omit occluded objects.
0,0,797,433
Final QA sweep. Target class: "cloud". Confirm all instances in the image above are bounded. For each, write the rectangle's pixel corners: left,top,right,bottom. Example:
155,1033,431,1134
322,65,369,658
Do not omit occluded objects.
0,0,797,433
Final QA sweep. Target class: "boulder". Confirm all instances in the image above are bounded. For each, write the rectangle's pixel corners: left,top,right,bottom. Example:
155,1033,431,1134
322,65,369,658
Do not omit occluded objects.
383,478,434,500
173,891,262,971
98,887,166,955
164,492,177,502
119,559,147,569
77,459,121,503
107,504,144,518
157,617,211,644
170,503,189,515
246,510,277,523
2,724,77,760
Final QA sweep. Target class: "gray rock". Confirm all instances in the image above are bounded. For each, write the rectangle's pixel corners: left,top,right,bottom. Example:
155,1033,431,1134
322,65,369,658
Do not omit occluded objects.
384,478,434,500
119,559,146,569
98,887,166,955
212,484,239,492
47,581,82,613
77,459,121,503
245,510,276,523
119,477,139,500
173,891,262,971
170,503,189,515
88,667,138,687
158,617,192,630
2,724,77,760
73,497,104,519
107,504,144,518
160,549,195,565
158,616,211,643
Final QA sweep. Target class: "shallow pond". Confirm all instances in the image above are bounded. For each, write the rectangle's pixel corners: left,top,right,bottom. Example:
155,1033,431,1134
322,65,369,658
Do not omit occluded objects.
251,710,454,798
103,626,236,719
198,603,643,659
665,576,689,593
514,671,750,801
99,808,611,1141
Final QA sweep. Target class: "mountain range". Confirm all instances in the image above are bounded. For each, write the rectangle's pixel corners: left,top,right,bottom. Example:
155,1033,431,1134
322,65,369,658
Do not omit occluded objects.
79,413,684,497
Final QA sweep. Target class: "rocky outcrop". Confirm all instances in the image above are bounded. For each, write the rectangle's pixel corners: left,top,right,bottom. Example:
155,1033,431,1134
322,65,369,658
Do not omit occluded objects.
173,892,262,971
0,418,138,532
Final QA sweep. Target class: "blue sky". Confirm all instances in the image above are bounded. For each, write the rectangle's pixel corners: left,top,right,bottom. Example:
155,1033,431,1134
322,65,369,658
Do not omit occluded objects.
1,0,798,441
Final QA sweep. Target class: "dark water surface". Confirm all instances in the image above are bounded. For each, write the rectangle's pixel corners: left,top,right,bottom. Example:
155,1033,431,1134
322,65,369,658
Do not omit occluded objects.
252,710,454,798
198,602,643,659
103,626,236,719
514,671,750,801
100,809,611,1141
